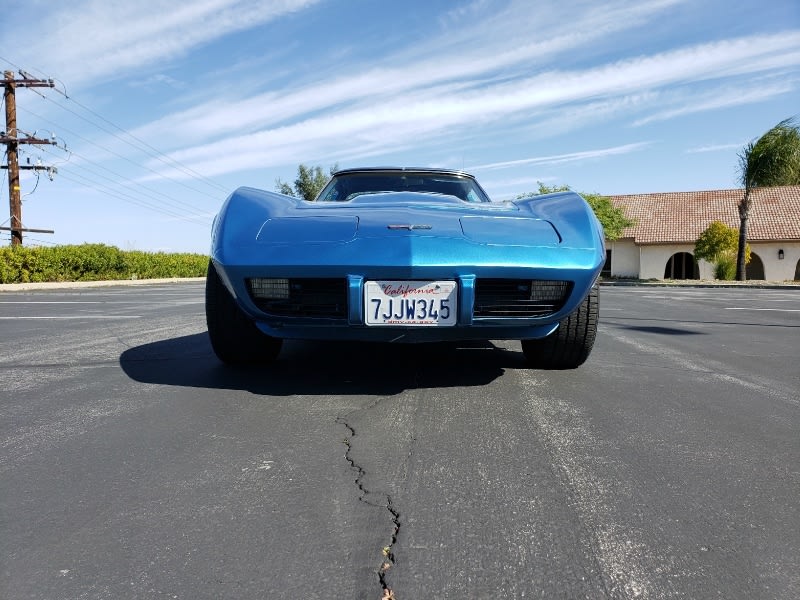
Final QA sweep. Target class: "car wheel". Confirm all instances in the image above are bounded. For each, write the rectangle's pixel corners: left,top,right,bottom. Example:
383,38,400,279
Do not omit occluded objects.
521,286,598,369
205,260,283,365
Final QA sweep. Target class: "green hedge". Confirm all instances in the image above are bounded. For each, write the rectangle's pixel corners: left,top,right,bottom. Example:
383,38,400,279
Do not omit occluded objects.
0,244,208,284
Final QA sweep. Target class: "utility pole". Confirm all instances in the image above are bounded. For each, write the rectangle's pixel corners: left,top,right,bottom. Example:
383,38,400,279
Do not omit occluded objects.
1,70,56,246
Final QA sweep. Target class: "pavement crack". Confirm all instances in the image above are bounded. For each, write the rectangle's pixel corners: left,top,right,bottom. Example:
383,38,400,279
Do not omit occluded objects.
337,415,401,600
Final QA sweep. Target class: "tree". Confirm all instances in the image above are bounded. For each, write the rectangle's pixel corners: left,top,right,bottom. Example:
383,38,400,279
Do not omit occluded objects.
275,164,338,201
694,221,750,280
736,117,800,280
517,182,634,241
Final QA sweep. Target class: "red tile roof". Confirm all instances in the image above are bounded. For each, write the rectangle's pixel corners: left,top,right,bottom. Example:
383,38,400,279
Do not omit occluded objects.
609,185,800,244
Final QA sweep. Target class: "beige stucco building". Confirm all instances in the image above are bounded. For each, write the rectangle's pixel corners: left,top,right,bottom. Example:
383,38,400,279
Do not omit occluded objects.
605,185,800,282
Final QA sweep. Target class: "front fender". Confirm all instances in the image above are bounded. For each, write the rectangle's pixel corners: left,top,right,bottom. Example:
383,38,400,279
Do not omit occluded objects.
513,191,605,253
211,187,297,264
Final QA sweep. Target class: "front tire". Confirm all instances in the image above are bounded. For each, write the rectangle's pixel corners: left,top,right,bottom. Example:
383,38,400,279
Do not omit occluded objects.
205,260,282,365
521,286,598,369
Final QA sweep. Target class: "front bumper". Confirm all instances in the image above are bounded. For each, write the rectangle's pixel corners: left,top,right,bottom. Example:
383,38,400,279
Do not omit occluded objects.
216,265,599,343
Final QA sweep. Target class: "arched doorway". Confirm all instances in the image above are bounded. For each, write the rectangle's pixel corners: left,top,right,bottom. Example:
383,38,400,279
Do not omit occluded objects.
664,252,699,279
746,253,765,280
795,258,800,281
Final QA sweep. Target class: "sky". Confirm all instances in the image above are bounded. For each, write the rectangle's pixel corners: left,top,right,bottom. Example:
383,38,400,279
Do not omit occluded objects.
1,0,798,254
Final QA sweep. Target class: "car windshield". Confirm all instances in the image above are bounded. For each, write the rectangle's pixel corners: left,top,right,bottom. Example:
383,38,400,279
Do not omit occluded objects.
315,172,491,203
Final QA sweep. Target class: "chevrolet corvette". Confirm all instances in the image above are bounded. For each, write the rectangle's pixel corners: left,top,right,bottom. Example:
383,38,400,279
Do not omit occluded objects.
206,167,604,368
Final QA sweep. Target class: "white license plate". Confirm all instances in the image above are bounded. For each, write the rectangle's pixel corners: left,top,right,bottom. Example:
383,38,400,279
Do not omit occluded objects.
365,280,457,326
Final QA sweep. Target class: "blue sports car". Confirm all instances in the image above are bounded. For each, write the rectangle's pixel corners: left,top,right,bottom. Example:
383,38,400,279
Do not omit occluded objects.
206,167,604,368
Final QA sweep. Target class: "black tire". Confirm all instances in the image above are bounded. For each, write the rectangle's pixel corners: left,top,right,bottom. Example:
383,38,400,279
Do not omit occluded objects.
205,260,282,365
521,286,598,369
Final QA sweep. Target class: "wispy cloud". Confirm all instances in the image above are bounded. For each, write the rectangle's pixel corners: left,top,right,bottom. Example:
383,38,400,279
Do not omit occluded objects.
5,0,321,84
127,73,186,91
136,27,799,179
128,42,641,144
130,0,702,147
633,78,798,126
17,0,796,186
686,143,745,154
471,144,653,171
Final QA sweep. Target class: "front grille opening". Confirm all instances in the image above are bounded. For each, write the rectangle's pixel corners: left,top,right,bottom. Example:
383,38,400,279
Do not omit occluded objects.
247,278,347,318
474,279,572,318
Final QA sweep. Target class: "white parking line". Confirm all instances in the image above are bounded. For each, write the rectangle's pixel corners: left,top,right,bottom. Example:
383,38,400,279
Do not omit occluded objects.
724,308,800,312
0,301,105,304
0,316,142,319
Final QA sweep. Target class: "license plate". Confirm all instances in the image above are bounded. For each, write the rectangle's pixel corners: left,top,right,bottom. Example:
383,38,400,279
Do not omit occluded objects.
365,280,457,326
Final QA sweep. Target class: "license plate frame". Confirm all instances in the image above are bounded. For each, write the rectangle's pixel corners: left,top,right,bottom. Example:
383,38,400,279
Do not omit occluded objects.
364,280,457,326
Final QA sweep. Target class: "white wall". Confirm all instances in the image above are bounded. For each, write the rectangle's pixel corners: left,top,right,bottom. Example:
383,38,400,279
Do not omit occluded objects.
697,258,715,280
751,241,800,281
606,239,800,281
608,239,639,277
640,244,697,280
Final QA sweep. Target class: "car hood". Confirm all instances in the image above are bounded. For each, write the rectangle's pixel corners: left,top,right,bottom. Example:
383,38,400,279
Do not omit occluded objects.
255,191,560,246
213,187,604,264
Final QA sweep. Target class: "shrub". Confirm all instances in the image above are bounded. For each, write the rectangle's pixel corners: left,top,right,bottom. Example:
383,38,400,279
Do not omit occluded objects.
0,244,208,284
714,254,737,280
694,221,750,280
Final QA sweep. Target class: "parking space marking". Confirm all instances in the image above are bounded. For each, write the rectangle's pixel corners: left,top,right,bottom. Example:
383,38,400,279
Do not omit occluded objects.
724,308,800,312
0,316,142,319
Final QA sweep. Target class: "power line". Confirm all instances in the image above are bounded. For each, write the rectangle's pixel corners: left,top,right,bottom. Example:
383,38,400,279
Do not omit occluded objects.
54,169,212,226
23,236,57,247
1,56,229,203
30,96,227,200
31,130,215,218
18,104,222,206
42,151,213,223
0,58,226,246
0,52,230,196
51,87,229,194
17,124,213,223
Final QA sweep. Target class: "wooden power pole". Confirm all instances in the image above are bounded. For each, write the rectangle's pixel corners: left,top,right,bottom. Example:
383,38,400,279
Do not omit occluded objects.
1,70,56,246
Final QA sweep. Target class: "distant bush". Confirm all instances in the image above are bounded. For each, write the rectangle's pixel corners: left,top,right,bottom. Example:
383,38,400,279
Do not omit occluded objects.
0,244,208,284
123,250,209,280
694,221,750,281
714,254,737,280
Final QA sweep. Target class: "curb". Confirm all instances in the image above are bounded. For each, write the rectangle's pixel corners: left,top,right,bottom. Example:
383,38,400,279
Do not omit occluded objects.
0,277,206,292
599,280,799,289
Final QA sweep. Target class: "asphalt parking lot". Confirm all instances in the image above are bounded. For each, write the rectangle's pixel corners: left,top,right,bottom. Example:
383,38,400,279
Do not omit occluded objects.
1,282,798,599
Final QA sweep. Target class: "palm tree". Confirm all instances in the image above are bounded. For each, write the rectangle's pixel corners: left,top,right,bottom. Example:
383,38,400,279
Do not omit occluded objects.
736,118,800,280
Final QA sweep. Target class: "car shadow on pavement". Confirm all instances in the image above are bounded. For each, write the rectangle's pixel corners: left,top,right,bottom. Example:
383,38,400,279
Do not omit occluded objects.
119,332,525,396
615,325,705,335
